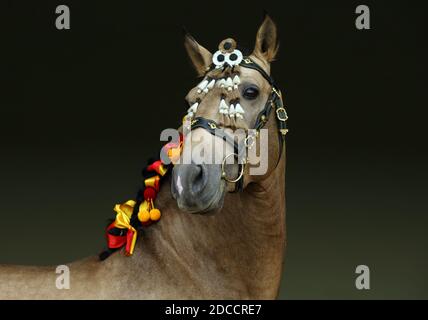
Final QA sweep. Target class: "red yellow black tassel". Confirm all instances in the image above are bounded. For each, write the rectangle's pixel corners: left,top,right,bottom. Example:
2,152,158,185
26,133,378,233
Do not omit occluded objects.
103,134,183,258
106,200,138,256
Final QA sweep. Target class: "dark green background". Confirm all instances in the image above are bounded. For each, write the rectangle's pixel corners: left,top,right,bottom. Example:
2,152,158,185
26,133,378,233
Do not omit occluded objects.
1,0,427,299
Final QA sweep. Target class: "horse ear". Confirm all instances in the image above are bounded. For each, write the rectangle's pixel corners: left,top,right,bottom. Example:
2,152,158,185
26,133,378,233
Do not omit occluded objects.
184,32,212,77
253,14,279,63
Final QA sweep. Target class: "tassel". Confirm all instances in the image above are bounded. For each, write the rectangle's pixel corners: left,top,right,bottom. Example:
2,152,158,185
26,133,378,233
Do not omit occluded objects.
233,75,240,89
203,79,215,94
207,79,216,90
235,103,245,114
217,78,226,88
233,74,241,85
219,99,229,114
235,103,245,119
229,104,235,118
197,79,209,93
187,102,198,114
225,77,233,91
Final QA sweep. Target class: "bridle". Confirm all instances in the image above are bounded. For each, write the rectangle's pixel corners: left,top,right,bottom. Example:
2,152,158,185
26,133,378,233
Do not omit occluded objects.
188,57,289,192
99,47,290,260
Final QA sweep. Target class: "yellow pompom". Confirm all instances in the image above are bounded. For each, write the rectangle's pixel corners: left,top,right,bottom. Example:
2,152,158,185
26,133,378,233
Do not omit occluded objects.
138,210,151,223
150,208,161,221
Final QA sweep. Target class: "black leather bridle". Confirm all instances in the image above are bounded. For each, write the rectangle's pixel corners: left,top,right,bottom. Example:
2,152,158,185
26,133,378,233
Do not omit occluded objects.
189,57,288,192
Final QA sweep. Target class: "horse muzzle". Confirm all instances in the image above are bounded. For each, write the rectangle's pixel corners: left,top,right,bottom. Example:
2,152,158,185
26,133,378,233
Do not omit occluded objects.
171,163,226,214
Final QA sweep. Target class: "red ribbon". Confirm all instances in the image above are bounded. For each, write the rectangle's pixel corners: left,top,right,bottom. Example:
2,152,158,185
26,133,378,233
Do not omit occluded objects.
106,222,127,249
125,229,135,255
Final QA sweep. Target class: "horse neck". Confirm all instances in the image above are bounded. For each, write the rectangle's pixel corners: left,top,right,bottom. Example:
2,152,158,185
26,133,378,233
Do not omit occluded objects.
142,152,286,296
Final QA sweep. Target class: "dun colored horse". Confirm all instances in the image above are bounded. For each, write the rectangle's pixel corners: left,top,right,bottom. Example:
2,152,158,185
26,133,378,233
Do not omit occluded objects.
0,14,287,299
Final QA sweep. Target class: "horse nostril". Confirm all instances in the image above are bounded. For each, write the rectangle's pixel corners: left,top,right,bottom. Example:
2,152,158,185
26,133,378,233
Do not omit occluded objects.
172,163,224,213
190,164,208,195
173,164,209,198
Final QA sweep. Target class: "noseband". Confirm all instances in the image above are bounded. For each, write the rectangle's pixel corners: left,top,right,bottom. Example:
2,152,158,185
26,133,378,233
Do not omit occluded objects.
187,56,289,192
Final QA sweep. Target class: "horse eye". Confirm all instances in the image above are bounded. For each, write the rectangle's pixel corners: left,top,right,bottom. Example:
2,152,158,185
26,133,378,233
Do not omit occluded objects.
242,86,260,100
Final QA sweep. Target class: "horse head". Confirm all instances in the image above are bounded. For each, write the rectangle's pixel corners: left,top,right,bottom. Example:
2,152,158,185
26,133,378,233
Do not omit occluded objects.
172,14,287,213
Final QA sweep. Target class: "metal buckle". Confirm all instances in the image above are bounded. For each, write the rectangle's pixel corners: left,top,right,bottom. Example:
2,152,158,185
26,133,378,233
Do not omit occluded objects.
243,58,253,64
276,107,288,121
221,153,246,183
209,122,217,129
